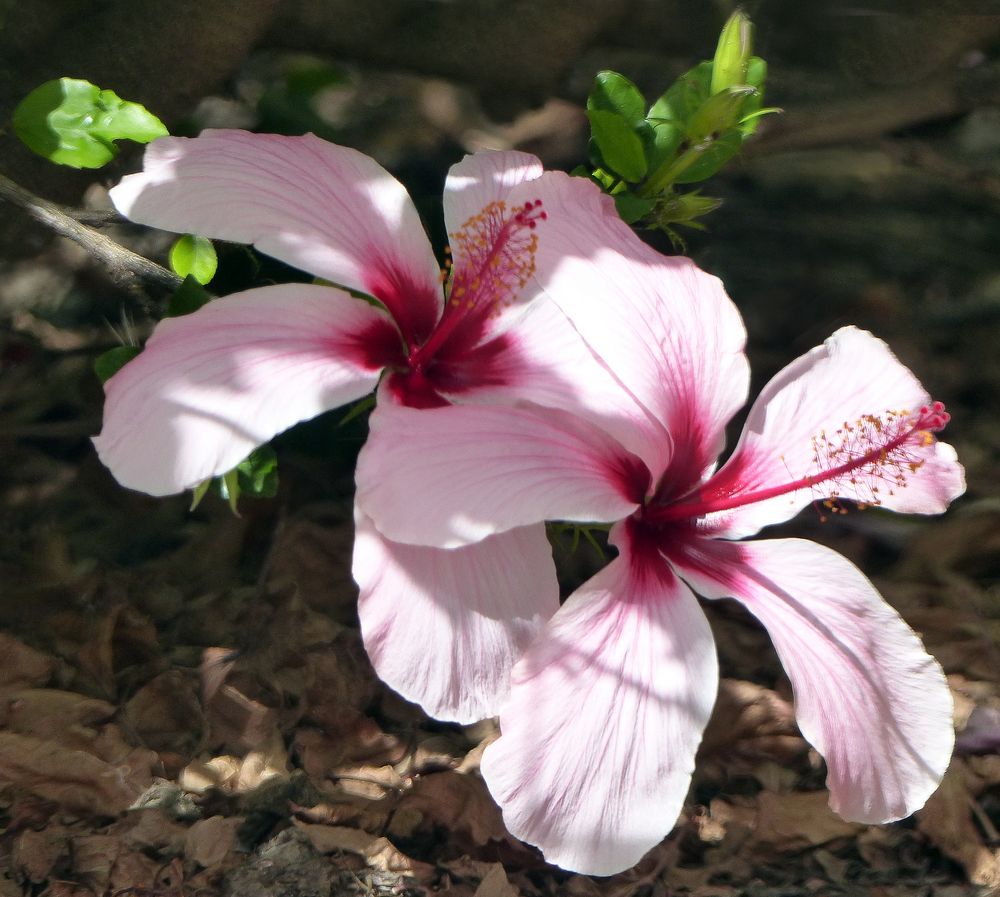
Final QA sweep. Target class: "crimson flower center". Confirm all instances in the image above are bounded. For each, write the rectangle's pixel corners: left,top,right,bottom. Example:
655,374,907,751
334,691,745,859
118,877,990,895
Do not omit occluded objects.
407,198,546,370
647,402,951,524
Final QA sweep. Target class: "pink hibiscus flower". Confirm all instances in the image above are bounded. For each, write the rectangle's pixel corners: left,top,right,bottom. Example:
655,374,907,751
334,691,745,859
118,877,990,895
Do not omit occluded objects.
93,130,647,723
356,190,967,874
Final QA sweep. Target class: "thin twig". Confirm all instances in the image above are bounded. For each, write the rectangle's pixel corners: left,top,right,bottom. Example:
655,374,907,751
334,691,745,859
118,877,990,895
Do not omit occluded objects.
0,172,182,292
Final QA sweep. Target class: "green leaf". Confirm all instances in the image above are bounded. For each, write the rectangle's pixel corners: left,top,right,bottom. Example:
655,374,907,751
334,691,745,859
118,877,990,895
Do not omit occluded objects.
166,275,212,317
169,235,217,285
587,109,648,183
235,445,279,499
673,131,743,184
588,71,646,128
643,120,685,177
94,345,141,383
648,61,712,128
13,78,167,169
613,192,656,224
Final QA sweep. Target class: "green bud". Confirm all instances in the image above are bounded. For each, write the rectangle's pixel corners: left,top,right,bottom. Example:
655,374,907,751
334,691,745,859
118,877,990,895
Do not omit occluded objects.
686,85,755,141
710,10,753,95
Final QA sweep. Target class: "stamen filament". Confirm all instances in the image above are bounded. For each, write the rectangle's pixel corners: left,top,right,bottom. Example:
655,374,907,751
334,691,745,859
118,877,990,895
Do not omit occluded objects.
648,403,950,523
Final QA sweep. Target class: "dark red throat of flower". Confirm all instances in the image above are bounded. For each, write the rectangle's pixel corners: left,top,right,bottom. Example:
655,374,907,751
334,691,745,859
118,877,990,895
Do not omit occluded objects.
409,198,547,366
649,401,951,523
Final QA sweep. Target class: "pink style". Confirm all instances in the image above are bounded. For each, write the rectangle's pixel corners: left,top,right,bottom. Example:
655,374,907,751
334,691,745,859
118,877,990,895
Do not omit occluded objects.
357,193,966,875
93,130,649,724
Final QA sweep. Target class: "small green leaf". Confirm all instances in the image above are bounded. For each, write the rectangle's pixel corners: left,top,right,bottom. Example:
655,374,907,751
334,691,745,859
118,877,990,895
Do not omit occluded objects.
235,445,279,499
169,235,217,285
587,109,648,183
648,61,713,128
166,275,212,318
588,71,646,127
94,345,141,383
13,78,167,169
643,120,685,176
613,192,656,224
673,131,743,183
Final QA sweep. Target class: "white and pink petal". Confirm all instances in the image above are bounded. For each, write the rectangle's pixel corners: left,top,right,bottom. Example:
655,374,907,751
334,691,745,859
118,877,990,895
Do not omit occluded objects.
523,173,749,485
481,524,718,876
352,508,558,725
110,130,443,345
93,283,392,495
671,536,954,823
442,150,543,240
436,296,669,469
703,327,966,538
355,393,645,549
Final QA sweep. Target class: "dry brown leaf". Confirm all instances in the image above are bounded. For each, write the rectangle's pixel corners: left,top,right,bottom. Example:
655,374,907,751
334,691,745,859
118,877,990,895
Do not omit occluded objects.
108,849,159,893
0,634,56,688
122,808,187,853
178,755,242,794
76,604,160,698
262,516,359,624
293,821,434,878
12,828,68,883
752,791,861,850
1,689,115,740
184,814,243,868
396,771,507,847
473,863,520,897
70,834,119,891
0,732,145,815
204,680,279,754
121,669,203,754
918,759,1000,888
699,679,801,759
236,726,290,792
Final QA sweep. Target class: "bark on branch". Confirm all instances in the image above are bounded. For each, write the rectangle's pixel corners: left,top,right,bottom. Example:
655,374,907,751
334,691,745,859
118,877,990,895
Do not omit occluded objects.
0,173,181,293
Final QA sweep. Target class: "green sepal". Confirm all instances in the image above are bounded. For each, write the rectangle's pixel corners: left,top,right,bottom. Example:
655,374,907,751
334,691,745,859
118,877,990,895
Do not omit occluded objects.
166,275,212,317
13,78,167,169
94,345,141,383
613,192,656,224
169,235,218,285
189,479,212,512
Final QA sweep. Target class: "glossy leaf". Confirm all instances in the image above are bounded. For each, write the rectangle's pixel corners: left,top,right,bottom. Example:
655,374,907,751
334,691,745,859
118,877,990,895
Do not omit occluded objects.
13,78,167,169
169,235,218,285
588,71,646,127
587,109,648,183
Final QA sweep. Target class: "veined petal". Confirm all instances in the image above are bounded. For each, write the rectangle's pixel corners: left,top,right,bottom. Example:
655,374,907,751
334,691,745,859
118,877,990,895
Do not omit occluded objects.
702,327,966,538
356,393,645,548
436,297,668,470
671,536,954,824
93,284,392,495
352,508,558,725
526,172,749,486
481,525,718,875
110,130,443,345
442,150,543,239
